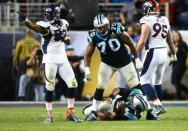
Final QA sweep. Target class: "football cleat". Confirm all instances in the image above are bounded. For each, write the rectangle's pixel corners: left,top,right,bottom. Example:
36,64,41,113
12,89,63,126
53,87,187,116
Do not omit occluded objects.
43,117,53,123
86,111,97,121
155,105,167,115
146,109,159,120
66,108,82,123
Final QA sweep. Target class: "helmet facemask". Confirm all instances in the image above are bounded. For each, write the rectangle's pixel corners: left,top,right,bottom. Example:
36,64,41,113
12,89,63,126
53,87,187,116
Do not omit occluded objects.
45,5,60,23
93,14,110,36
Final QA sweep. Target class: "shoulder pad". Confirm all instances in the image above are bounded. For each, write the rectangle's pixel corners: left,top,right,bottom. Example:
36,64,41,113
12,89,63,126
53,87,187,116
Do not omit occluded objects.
88,29,96,38
87,29,96,43
60,19,69,30
36,21,50,28
111,22,125,35
140,16,151,24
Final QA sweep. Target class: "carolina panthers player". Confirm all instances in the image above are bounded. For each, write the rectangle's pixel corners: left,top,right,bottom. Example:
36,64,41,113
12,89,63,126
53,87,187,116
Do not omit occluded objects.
17,4,82,123
83,88,150,121
84,14,158,121
136,0,177,115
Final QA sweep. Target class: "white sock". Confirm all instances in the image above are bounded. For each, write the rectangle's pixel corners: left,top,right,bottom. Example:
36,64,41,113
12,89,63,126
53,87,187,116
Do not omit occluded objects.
92,99,101,111
153,99,162,106
67,98,75,109
46,102,53,111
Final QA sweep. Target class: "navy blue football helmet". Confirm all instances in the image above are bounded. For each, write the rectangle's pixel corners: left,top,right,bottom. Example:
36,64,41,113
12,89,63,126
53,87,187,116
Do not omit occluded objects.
143,0,159,16
44,4,60,23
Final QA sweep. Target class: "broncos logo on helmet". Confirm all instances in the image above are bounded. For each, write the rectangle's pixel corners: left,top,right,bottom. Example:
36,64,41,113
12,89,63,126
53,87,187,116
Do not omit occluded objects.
143,0,160,16
44,4,60,23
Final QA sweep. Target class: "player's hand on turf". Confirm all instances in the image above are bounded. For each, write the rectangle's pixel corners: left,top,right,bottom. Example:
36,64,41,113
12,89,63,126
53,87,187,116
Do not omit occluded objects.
169,54,177,68
17,11,26,22
85,67,91,81
135,58,143,70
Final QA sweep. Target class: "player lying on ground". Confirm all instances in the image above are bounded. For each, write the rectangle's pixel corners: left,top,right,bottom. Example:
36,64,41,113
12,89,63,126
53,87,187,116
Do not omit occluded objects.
83,88,151,121
84,14,159,121
17,4,82,123
136,0,177,115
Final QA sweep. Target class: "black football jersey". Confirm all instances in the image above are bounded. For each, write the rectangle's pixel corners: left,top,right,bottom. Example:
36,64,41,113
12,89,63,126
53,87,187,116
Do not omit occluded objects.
87,22,131,68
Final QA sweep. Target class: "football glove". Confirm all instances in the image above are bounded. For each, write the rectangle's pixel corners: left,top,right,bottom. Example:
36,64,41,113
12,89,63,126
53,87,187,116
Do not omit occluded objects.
17,11,27,22
169,54,177,68
135,58,143,70
85,67,91,81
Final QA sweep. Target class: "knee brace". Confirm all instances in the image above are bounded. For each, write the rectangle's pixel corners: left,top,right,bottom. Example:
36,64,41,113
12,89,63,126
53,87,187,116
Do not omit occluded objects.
69,78,78,88
94,89,104,101
45,90,53,101
45,81,55,91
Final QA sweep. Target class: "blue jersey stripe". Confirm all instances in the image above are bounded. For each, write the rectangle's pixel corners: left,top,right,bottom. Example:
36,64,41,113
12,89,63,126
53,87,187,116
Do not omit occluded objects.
141,48,154,76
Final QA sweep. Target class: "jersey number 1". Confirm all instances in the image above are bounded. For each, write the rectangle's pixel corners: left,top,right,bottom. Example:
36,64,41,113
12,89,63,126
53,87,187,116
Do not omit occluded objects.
152,23,168,38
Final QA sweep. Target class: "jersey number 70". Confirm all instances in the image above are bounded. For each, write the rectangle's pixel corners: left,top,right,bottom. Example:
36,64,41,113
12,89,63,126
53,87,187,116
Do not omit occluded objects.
152,23,168,38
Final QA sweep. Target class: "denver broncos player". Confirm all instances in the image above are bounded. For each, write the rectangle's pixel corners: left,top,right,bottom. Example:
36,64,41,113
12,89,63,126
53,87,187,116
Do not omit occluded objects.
84,14,158,121
136,0,177,115
17,4,82,123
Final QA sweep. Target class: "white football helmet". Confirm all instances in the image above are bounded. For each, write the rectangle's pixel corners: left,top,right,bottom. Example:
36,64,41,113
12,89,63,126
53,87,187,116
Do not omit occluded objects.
93,14,109,28
132,94,148,112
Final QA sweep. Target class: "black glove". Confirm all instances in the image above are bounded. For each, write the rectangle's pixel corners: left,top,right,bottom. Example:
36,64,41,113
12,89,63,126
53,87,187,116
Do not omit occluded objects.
169,61,177,69
17,11,26,22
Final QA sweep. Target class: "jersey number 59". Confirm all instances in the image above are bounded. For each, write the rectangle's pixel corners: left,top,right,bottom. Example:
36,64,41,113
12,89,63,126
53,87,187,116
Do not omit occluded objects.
152,23,168,38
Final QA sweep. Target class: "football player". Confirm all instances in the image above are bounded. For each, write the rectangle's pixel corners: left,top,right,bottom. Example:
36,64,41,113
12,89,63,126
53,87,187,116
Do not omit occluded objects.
136,0,177,115
17,4,82,123
83,88,150,121
84,14,158,121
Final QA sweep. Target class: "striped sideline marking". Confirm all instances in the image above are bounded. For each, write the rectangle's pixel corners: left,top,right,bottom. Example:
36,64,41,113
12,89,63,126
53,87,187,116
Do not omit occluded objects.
0,101,188,107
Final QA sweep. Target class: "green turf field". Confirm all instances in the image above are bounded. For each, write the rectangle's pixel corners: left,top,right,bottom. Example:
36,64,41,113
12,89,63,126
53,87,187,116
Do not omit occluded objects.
0,107,188,131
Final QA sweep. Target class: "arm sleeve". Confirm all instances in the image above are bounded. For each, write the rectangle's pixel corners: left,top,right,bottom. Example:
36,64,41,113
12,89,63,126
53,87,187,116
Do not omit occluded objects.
116,23,125,35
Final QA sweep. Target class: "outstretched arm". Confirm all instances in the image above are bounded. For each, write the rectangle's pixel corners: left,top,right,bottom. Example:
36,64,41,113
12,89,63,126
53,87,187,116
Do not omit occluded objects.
17,12,48,35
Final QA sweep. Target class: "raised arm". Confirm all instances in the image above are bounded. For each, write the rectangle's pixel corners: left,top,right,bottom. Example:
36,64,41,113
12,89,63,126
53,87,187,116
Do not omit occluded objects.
17,12,48,35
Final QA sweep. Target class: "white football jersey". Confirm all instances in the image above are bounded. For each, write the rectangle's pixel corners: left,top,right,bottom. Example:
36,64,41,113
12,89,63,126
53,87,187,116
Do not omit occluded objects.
140,15,170,49
36,19,69,63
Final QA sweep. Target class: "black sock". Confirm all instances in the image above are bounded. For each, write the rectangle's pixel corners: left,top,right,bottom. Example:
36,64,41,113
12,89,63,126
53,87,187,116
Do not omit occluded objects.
154,85,162,100
142,84,158,101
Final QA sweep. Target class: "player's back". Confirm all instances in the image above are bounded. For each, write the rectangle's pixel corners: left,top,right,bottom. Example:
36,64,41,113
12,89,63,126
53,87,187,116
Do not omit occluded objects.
140,15,170,49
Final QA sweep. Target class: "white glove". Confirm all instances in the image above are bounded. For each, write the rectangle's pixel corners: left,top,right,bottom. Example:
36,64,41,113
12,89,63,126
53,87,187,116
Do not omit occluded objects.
85,67,91,81
170,54,177,62
135,58,143,70
169,54,177,68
